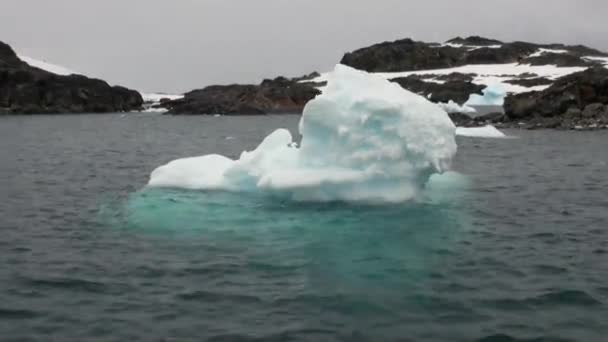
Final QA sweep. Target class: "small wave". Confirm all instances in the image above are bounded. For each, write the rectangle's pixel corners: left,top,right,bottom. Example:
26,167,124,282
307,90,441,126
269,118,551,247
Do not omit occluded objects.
206,329,336,342
480,289,602,311
176,290,262,304
476,334,572,342
21,276,109,294
0,308,41,319
533,265,568,275
532,289,602,306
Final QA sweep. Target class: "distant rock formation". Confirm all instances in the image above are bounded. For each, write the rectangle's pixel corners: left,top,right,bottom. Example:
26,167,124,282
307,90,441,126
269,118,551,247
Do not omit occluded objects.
339,36,607,73
389,73,484,104
0,40,142,114
503,67,608,129
165,76,320,115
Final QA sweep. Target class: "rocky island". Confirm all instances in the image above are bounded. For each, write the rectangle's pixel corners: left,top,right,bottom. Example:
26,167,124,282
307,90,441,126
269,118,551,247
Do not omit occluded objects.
3,35,608,130
160,35,608,129
164,75,321,115
336,36,608,129
0,41,142,114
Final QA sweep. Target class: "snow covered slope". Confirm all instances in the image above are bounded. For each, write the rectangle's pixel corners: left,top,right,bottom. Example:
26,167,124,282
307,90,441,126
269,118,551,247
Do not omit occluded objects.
18,55,78,76
306,40,608,107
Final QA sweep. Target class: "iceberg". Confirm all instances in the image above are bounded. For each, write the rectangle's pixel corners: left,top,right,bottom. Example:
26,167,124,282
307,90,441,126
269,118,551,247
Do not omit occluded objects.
148,65,457,202
465,83,507,106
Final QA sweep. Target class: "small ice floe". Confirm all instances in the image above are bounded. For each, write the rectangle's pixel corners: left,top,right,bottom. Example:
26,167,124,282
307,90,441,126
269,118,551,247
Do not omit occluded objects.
456,125,507,138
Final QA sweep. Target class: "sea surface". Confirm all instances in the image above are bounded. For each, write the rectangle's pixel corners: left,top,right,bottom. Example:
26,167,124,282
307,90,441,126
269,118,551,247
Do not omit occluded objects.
0,113,607,342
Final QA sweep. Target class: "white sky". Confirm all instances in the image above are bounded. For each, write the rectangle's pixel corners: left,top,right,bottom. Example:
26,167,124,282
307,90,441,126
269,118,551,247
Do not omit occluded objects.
1,0,606,93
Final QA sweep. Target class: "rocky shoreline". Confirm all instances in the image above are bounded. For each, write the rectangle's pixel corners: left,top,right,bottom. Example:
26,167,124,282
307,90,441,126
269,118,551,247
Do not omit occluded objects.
163,75,320,115
0,41,142,114
449,67,608,130
338,36,608,130
3,36,608,130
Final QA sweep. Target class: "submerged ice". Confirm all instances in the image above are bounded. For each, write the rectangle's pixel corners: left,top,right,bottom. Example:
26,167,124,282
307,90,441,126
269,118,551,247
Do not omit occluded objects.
148,65,457,202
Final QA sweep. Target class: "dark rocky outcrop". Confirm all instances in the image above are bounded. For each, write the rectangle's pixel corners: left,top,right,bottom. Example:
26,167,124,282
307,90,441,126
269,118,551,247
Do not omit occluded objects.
448,111,506,128
446,36,503,46
340,36,606,73
165,76,321,115
504,77,553,88
0,40,142,114
390,74,484,104
520,53,596,67
503,67,608,129
340,38,464,73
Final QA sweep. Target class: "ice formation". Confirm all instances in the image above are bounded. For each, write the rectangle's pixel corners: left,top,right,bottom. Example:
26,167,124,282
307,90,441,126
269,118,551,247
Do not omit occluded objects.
455,125,506,138
438,100,477,114
465,84,507,106
148,65,457,202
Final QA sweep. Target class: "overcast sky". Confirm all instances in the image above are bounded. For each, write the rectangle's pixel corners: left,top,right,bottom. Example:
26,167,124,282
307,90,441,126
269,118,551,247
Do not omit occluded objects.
1,0,607,93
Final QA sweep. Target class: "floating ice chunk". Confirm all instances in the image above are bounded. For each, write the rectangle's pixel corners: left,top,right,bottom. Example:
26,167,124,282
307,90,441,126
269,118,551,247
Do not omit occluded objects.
437,100,477,114
148,65,457,202
149,154,235,190
456,125,506,138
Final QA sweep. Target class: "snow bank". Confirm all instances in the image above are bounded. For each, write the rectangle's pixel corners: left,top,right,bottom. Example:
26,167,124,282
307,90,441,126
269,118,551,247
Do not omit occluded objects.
455,125,506,138
18,55,78,76
529,48,569,57
306,62,589,106
441,43,502,50
583,56,608,67
148,65,457,202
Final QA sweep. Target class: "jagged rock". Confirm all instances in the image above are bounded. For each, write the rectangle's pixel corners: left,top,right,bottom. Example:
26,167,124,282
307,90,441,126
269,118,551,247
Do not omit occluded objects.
448,112,475,126
582,103,605,117
474,112,505,123
390,75,484,104
165,76,321,115
505,77,553,87
340,36,607,73
433,72,477,82
292,72,321,82
0,40,142,114
340,38,465,72
520,53,596,67
505,67,608,119
504,67,608,129
565,107,582,118
446,36,503,46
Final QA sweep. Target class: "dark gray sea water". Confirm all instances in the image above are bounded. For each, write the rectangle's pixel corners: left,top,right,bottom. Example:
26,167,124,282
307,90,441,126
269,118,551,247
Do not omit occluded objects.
0,114,607,342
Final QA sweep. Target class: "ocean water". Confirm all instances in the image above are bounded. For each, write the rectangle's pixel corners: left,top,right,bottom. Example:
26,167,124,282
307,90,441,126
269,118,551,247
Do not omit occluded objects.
0,113,607,341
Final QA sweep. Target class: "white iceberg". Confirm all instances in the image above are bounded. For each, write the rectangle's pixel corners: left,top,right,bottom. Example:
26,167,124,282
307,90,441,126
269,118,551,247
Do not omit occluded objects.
148,65,457,202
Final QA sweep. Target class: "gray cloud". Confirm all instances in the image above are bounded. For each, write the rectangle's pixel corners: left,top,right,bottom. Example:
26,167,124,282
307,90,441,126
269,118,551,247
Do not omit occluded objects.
1,0,606,93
